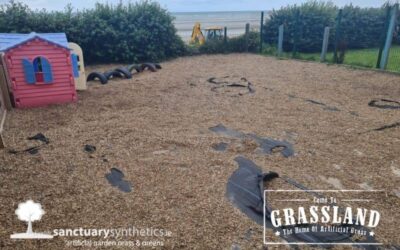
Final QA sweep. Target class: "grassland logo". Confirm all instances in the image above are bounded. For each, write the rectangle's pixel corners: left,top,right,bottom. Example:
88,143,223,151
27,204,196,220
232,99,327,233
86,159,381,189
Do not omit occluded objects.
263,190,384,246
10,200,53,239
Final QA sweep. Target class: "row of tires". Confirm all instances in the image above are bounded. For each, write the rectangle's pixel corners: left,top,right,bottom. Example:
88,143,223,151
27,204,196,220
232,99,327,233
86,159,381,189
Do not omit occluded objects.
87,63,162,85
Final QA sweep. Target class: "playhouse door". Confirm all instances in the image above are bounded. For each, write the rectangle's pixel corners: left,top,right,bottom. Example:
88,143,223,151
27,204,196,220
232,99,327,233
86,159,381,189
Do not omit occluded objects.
68,42,87,90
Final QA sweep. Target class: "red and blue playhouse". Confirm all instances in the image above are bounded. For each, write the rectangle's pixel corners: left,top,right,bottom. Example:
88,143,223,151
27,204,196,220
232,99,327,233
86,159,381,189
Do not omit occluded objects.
0,32,80,108
0,32,160,148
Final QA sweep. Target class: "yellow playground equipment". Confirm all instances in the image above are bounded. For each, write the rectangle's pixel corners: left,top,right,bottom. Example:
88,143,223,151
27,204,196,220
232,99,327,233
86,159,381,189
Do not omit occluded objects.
190,22,205,45
191,23,225,45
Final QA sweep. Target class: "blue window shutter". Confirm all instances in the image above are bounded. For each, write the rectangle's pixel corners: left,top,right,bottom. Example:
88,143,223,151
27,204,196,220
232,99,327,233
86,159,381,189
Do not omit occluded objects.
71,54,79,77
41,57,53,83
22,58,36,84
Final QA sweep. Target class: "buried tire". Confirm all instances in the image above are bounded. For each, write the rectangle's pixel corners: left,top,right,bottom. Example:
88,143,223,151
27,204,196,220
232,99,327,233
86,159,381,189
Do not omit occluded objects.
368,99,400,110
115,67,132,79
87,72,108,85
104,70,124,80
140,63,158,72
127,64,142,73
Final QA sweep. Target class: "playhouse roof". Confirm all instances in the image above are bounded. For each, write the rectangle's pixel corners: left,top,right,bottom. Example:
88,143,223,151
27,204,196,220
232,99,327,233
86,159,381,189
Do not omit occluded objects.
0,32,69,52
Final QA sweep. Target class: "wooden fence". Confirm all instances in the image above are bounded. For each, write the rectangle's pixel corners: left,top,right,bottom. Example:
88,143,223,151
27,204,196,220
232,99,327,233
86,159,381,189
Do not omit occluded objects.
0,54,13,148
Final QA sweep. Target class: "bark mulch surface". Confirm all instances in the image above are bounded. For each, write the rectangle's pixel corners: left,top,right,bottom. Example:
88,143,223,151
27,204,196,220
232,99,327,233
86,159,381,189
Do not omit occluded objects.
0,54,399,249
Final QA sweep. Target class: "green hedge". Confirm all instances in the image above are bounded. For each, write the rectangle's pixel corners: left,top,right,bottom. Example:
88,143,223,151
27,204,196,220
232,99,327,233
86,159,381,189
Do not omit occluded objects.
0,0,186,64
196,31,260,54
339,6,386,49
228,31,260,52
263,1,387,53
263,1,336,53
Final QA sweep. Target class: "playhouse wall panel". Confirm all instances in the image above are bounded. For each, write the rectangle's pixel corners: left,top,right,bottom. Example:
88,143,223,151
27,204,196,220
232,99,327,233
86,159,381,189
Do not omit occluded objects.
11,75,74,83
18,94,75,108
17,86,77,95
9,48,64,53
11,54,70,60
12,65,73,73
68,42,87,90
4,39,77,108
14,89,75,98
12,80,74,89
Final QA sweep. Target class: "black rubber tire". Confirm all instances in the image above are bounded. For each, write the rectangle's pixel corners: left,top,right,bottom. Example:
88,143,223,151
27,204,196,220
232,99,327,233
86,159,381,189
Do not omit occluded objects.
140,63,157,72
87,72,108,84
127,64,142,73
368,99,400,110
104,70,124,80
114,67,132,79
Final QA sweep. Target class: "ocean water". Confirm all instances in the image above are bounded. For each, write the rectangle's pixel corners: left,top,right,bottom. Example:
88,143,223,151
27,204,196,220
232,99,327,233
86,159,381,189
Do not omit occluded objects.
172,11,266,42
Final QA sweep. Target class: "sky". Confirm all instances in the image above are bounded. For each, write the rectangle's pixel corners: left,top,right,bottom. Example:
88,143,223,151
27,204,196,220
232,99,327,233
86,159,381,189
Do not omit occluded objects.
0,0,386,12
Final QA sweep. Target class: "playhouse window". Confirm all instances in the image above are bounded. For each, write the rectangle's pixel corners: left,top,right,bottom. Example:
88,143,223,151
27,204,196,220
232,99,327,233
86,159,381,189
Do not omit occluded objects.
33,57,44,82
71,54,80,77
32,57,53,83
77,55,81,71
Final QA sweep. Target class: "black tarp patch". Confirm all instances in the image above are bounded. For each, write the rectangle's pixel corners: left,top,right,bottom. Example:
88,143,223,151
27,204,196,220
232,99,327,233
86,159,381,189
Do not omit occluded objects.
105,168,132,193
209,124,294,157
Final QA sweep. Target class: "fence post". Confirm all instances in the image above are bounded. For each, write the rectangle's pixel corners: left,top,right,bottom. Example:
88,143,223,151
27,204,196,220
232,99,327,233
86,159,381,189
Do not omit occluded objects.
333,9,343,63
320,27,330,62
245,23,250,52
377,6,391,68
380,4,399,70
278,24,284,56
292,9,301,58
224,26,227,44
260,11,264,53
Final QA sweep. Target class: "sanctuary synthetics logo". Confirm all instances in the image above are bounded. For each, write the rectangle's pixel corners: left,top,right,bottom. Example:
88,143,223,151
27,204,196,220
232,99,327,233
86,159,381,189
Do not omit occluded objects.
10,199,172,247
263,190,384,246
10,200,53,239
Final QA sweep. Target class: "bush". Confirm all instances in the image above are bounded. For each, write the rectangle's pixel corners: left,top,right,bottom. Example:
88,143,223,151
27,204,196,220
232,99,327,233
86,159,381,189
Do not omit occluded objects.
198,39,226,54
0,0,186,64
197,31,260,54
185,45,201,56
339,5,386,49
228,31,260,52
264,1,336,53
263,1,387,53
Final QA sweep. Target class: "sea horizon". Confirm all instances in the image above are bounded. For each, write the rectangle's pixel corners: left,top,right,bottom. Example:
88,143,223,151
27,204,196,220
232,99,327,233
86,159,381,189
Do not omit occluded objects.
172,10,269,42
